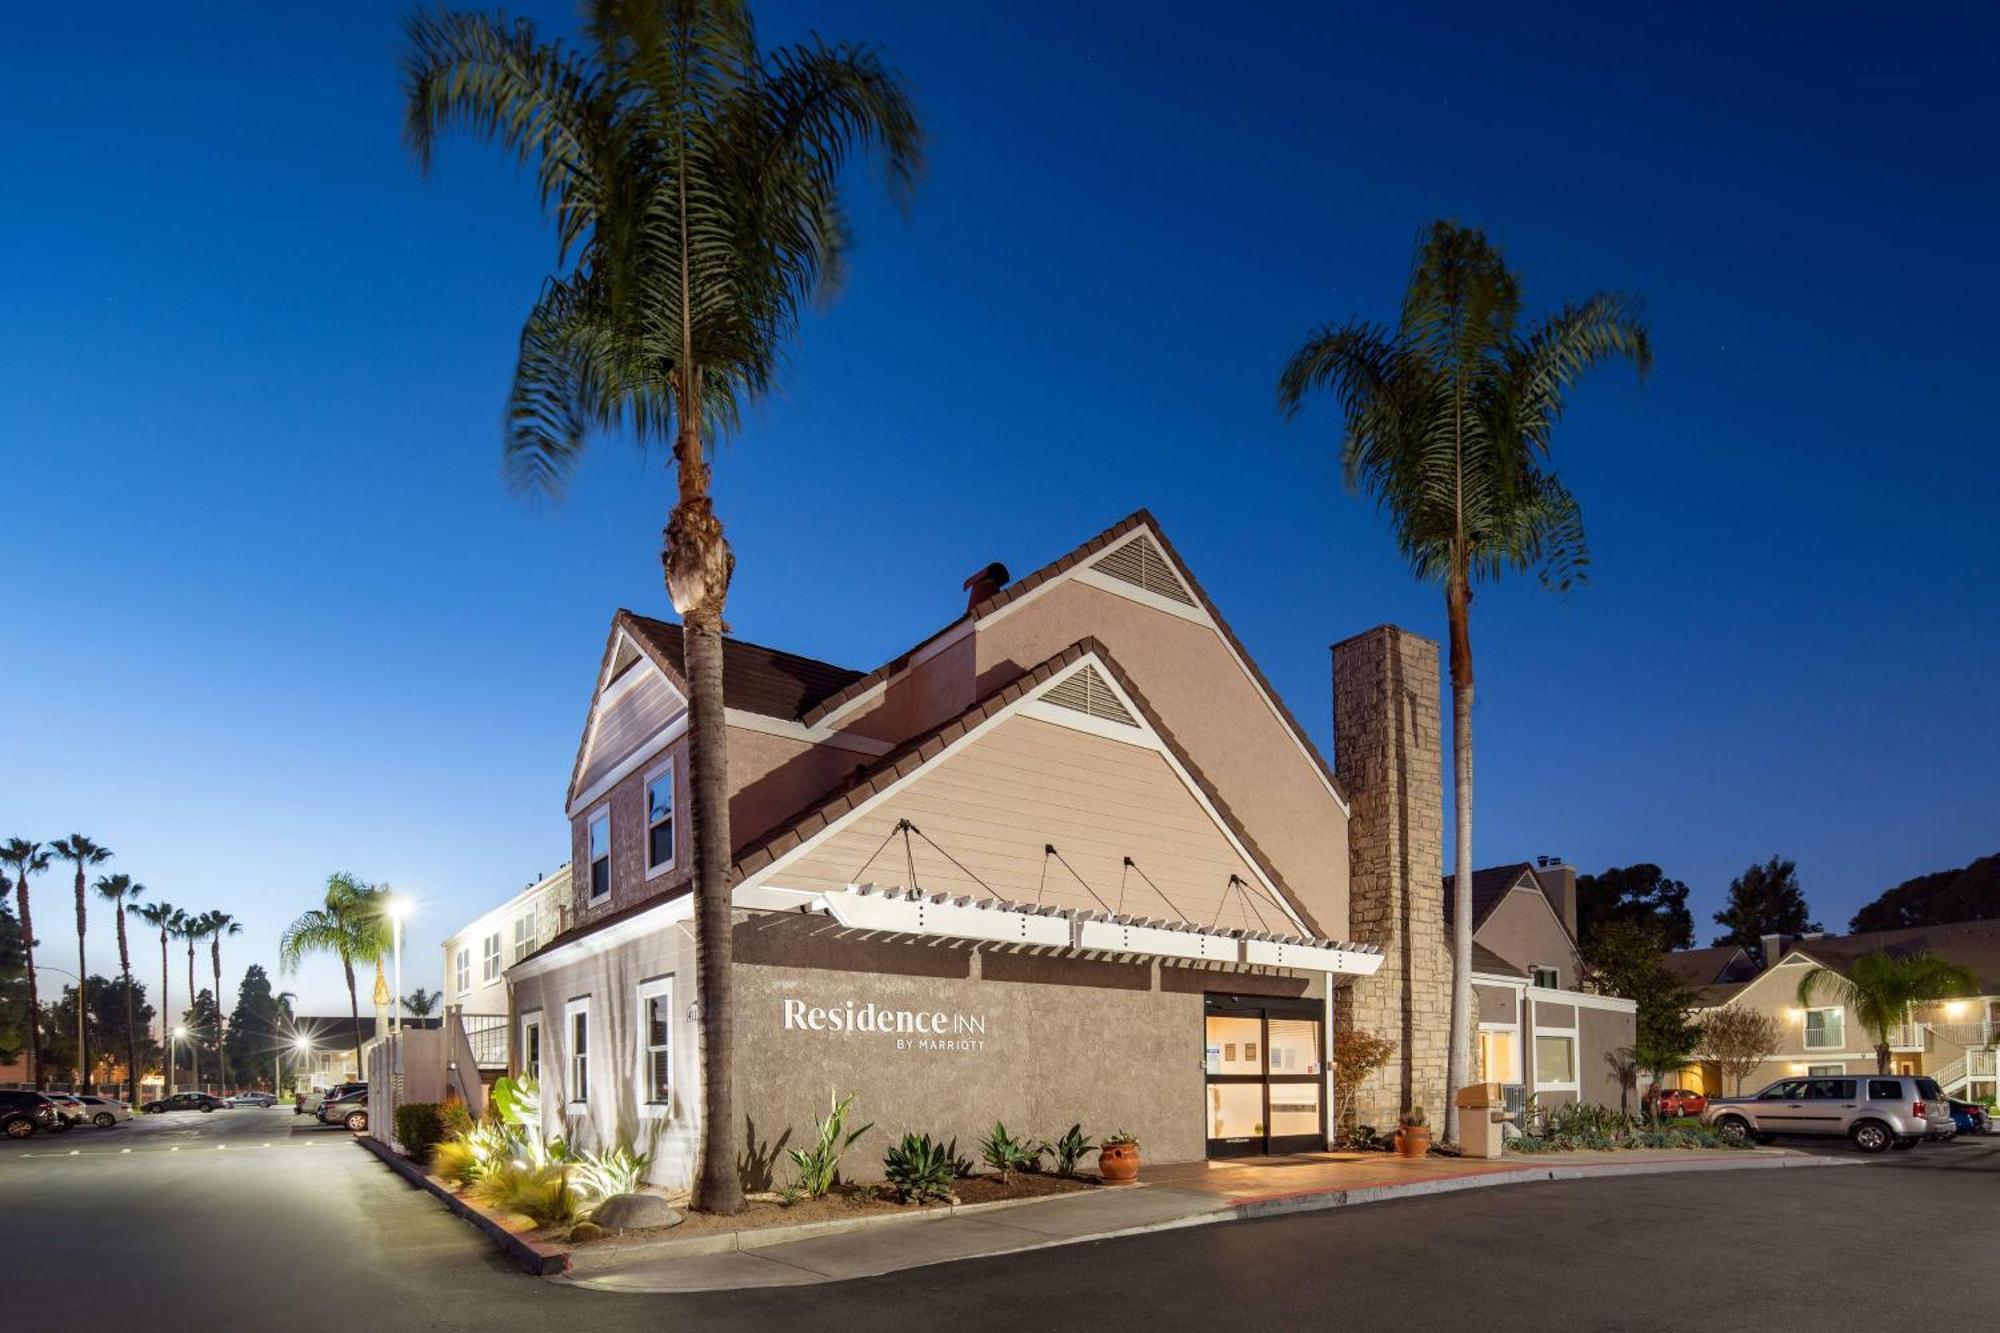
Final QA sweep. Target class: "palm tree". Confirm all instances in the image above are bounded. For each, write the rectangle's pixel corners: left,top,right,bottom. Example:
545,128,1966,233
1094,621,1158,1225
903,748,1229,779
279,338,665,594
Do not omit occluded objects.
403,0,922,1214
94,874,146,1104
402,987,441,1020
1797,951,1980,1074
279,873,389,1081
48,835,111,1090
1603,1047,1640,1118
196,910,242,1086
1,839,51,1089
130,899,179,1094
179,910,207,1088
1278,221,1650,1142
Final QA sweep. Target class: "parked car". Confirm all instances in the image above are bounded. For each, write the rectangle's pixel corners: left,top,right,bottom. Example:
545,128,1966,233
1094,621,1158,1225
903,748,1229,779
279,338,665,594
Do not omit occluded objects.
0,1089,66,1139
72,1095,133,1127
1649,1088,1708,1117
1702,1074,1953,1153
43,1094,87,1127
298,1082,363,1117
141,1091,229,1115
1948,1099,1991,1136
318,1085,369,1133
225,1091,279,1108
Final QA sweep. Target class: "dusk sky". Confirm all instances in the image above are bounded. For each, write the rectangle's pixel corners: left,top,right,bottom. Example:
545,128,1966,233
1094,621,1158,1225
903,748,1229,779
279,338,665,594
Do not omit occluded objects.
4,2,1995,1014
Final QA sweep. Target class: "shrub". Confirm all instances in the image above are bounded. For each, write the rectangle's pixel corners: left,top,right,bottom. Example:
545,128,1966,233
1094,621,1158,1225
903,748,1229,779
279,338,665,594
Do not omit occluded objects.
471,1161,575,1227
1051,1124,1094,1177
490,1075,561,1168
1398,1106,1428,1129
1506,1100,1748,1154
433,1138,481,1186
441,1100,476,1138
395,1102,446,1164
1101,1129,1139,1149
883,1132,957,1204
944,1136,976,1178
785,1092,872,1198
978,1122,1042,1182
570,1144,654,1212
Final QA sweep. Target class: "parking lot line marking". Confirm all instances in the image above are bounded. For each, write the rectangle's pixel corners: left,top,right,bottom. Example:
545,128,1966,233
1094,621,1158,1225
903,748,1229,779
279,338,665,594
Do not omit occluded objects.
121,1148,131,1154
69,1149,79,1156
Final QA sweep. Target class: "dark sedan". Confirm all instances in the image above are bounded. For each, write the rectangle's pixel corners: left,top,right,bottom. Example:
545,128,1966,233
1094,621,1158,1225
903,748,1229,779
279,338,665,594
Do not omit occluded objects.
141,1092,229,1114
1948,1099,1991,1135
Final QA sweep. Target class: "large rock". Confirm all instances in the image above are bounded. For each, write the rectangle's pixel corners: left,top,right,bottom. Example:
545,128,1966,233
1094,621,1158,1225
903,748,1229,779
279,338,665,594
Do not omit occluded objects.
590,1193,683,1233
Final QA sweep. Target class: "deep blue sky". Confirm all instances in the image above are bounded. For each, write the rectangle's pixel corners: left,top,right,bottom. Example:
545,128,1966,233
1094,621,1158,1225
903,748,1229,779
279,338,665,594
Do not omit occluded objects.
4,2,1995,1011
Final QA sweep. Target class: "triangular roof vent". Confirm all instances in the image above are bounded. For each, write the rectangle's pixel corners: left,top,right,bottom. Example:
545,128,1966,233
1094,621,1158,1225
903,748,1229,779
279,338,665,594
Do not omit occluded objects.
1091,534,1196,607
1040,665,1138,727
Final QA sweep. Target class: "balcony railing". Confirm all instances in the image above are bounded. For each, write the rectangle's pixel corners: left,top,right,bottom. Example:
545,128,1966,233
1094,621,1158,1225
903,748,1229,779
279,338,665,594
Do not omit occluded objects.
1887,1023,1931,1051
1924,1019,1999,1050
463,1014,510,1069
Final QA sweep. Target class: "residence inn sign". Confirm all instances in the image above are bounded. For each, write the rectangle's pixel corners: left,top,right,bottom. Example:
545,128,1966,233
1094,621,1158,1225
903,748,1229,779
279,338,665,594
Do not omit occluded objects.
781,997,991,1053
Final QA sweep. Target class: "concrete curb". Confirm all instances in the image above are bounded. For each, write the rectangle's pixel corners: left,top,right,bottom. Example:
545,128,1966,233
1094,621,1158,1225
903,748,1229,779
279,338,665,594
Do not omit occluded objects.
558,1151,1859,1293
354,1136,570,1277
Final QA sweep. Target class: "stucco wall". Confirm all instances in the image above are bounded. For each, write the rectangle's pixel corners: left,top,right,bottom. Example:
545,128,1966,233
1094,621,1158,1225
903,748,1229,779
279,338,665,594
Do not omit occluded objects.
1580,1005,1636,1108
1475,888,1580,989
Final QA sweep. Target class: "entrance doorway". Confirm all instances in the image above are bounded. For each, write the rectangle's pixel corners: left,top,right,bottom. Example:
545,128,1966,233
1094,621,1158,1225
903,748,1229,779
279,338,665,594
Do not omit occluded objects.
1203,995,1325,1157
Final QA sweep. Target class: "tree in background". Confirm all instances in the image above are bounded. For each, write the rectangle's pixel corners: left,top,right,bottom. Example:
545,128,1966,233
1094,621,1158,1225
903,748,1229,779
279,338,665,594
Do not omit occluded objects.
1,839,50,1087
402,987,441,1020
1849,852,2000,932
1330,1028,1398,1143
196,910,242,1080
130,900,180,1091
94,873,147,1104
279,873,389,1080
1712,856,1820,954
1278,221,1651,1141
1796,951,1978,1074
179,910,208,1087
0,901,30,1061
1603,1048,1640,1117
225,965,287,1090
42,975,156,1091
403,0,924,1215
1697,1005,1780,1095
179,989,222,1088
1583,922,1699,1105
49,835,112,1089
1576,863,1693,950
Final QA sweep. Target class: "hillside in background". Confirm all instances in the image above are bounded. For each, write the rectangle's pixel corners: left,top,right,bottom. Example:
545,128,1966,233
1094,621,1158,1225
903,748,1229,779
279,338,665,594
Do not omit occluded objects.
1850,853,2000,932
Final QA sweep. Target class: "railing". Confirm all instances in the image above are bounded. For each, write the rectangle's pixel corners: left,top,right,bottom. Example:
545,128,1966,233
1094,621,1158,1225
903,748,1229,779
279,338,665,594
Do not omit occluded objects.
463,1014,509,1069
1925,1020,1999,1049
1888,1023,1931,1051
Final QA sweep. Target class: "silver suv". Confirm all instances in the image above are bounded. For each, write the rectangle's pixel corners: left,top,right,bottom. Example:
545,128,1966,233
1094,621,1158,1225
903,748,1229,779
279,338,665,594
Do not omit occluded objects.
1702,1074,1952,1153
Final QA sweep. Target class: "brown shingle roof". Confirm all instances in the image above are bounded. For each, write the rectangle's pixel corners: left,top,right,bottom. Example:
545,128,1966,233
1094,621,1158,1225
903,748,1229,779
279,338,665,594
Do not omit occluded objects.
1471,943,1526,978
1782,920,2000,994
621,612,864,720
1662,945,1756,990
1442,863,1537,931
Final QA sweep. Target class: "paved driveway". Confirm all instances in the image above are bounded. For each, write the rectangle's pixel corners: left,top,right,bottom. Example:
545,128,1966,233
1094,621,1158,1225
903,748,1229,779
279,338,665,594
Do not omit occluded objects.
10,1114,1999,1331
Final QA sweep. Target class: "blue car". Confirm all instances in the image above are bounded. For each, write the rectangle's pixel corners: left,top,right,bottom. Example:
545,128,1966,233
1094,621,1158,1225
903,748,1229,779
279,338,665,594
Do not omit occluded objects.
1947,1100,1990,1135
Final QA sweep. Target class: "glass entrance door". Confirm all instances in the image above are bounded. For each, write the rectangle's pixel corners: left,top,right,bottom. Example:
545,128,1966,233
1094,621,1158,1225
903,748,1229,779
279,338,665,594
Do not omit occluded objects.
1203,997,1325,1157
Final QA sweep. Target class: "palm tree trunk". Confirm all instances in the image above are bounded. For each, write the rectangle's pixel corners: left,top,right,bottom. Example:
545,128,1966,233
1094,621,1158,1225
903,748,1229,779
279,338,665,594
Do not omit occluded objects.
211,942,225,1089
186,940,200,1090
1876,1043,1890,1075
160,929,172,1096
15,872,42,1091
343,953,364,1082
1444,576,1475,1147
73,865,88,1091
117,909,138,1105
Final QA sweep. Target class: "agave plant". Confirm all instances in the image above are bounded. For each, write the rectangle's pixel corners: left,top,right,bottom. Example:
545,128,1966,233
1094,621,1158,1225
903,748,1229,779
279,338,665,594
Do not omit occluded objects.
882,1132,955,1205
977,1122,1043,1183
570,1143,655,1211
785,1092,872,1198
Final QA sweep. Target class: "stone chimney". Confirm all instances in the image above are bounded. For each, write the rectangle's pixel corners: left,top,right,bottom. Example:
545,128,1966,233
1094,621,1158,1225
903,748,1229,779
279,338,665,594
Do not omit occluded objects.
1532,858,1578,940
1332,625,1447,1131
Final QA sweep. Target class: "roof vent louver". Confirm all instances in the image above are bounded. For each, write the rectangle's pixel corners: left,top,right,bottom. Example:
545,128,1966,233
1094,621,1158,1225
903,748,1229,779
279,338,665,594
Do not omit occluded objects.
1090,535,1196,607
1040,665,1138,727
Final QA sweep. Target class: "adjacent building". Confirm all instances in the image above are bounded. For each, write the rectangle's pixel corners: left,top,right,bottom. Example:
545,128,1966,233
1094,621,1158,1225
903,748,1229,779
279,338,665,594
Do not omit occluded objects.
441,865,571,1076
502,511,1623,1188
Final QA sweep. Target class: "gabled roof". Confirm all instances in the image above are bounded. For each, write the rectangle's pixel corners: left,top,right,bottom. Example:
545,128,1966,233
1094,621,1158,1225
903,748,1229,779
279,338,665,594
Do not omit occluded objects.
1661,945,1756,990
1442,863,1539,931
1471,943,1527,978
1777,920,2000,994
620,612,864,721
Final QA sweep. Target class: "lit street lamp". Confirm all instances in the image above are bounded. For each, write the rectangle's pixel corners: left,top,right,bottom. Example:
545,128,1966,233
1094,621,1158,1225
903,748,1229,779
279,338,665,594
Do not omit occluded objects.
386,895,412,1038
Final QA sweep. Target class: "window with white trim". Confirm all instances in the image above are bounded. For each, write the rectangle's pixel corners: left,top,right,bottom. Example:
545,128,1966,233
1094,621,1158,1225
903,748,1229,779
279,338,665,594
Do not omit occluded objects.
1806,1063,1843,1076
587,810,611,899
1534,1034,1577,1086
637,976,674,1110
520,1013,542,1083
565,997,590,1104
1528,965,1560,990
454,947,469,998
512,908,537,963
481,932,502,984
645,763,676,875
1804,1007,1845,1050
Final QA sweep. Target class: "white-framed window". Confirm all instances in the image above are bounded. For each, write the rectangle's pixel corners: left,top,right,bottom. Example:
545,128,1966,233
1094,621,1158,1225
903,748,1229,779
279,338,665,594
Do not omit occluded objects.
645,762,677,877
565,996,591,1105
637,976,674,1112
1806,1063,1843,1076
454,947,469,998
1528,964,1560,990
1476,1024,1522,1083
587,809,611,900
1804,1007,1845,1050
512,908,537,963
1533,1033,1578,1089
520,1011,543,1083
481,932,502,984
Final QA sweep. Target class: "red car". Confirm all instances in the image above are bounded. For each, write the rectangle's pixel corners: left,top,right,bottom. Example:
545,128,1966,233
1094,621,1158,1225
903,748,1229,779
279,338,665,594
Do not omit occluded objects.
1651,1088,1708,1116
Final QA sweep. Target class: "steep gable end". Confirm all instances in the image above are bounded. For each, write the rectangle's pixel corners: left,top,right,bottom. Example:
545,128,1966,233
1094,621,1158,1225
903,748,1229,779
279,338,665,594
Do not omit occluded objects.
1089,532,1197,608
567,626,689,813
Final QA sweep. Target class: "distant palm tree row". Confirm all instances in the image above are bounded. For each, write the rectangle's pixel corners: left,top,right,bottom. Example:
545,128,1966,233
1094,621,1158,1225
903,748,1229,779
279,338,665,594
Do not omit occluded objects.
2,836,240,1101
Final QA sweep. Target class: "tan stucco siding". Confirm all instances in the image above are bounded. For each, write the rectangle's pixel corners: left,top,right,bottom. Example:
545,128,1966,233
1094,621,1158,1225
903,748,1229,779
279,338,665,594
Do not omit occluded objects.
1474,982,1519,1024
1476,888,1580,988
726,726,864,852
964,579,1349,936
766,714,1286,930
1580,1006,1636,1108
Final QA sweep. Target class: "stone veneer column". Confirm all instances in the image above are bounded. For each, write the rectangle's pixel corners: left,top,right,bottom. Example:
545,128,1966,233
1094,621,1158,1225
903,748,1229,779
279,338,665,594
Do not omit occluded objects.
1332,625,1448,1132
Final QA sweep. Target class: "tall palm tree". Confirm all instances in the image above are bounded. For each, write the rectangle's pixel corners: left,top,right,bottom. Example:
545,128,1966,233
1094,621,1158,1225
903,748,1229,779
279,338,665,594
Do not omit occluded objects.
130,899,179,1094
279,873,389,1081
94,874,146,1104
196,910,242,1087
403,0,922,1214
1798,951,1980,1074
179,910,207,1089
1,839,51,1089
48,835,111,1090
1278,221,1649,1142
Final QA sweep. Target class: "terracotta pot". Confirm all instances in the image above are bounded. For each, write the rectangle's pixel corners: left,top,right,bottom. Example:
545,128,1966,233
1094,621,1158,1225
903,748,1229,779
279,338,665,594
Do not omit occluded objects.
1394,1126,1431,1158
1098,1141,1141,1184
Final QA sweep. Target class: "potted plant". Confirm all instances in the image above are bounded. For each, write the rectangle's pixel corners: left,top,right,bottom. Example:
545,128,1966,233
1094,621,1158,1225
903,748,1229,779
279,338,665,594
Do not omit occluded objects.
1098,1130,1141,1184
1393,1107,1430,1157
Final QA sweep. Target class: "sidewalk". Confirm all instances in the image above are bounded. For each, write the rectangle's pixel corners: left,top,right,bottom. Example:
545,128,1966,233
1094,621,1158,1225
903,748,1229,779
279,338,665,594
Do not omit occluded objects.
558,1146,1851,1293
